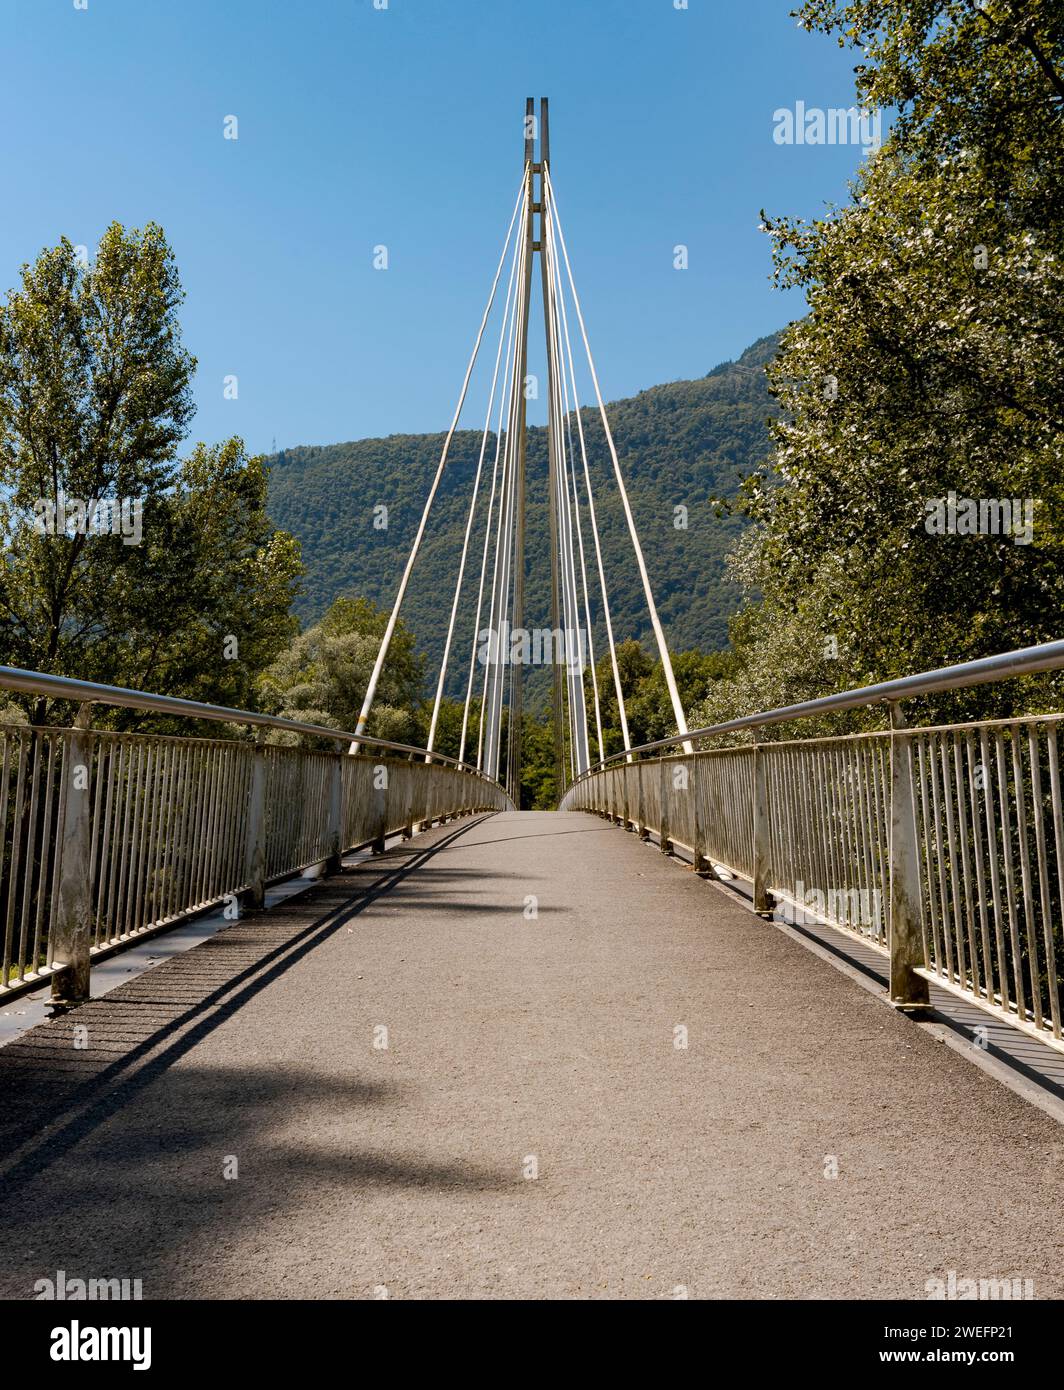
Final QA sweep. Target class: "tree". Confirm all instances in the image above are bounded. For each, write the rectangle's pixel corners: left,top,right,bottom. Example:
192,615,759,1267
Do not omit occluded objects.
114,438,303,715
583,639,731,756
713,0,1064,726
259,596,425,746
424,693,481,766
0,224,302,720
517,714,558,809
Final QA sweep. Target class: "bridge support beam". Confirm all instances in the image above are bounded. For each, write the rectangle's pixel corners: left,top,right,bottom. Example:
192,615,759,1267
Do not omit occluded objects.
242,730,268,911
888,702,931,1012
659,760,672,856
371,766,388,853
690,757,718,879
752,741,774,916
636,761,649,840
50,703,94,1008
325,742,344,874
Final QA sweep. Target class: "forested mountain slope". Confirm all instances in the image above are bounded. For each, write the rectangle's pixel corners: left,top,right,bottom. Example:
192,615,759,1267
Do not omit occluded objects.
266,331,780,700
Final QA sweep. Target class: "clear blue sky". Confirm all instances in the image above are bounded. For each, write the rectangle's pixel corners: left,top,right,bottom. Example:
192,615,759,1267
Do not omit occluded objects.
2,0,873,455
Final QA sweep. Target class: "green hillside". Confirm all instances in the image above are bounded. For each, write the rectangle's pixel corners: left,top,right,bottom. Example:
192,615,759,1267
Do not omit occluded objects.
265,330,780,706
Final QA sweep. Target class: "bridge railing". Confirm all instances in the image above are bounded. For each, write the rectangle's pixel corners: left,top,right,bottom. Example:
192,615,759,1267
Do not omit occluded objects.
0,666,513,1005
560,640,1064,1052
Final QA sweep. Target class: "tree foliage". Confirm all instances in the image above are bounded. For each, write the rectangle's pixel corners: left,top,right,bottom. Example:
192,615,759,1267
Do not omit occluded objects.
259,595,425,746
698,0,1064,732
584,638,732,758
0,225,302,721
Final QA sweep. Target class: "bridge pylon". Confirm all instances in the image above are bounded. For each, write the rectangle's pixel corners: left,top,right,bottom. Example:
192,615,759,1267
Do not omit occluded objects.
354,99,692,807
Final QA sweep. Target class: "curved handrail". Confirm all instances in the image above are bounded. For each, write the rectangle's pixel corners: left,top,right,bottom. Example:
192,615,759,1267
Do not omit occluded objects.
0,664,497,781
577,637,1064,777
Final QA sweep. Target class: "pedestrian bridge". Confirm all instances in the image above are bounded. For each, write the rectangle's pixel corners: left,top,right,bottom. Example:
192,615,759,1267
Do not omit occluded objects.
4,100,1060,1304
1,645,1063,1300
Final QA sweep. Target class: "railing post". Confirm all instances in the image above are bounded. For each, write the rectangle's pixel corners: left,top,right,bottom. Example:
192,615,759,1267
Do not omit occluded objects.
752,739,773,916
51,702,94,1008
690,755,717,878
636,760,648,841
325,741,344,874
371,761,388,853
659,759,671,855
888,702,931,1011
243,729,268,910
406,753,423,836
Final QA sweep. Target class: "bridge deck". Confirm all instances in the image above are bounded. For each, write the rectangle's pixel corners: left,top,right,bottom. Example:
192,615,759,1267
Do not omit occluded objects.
0,810,1061,1300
